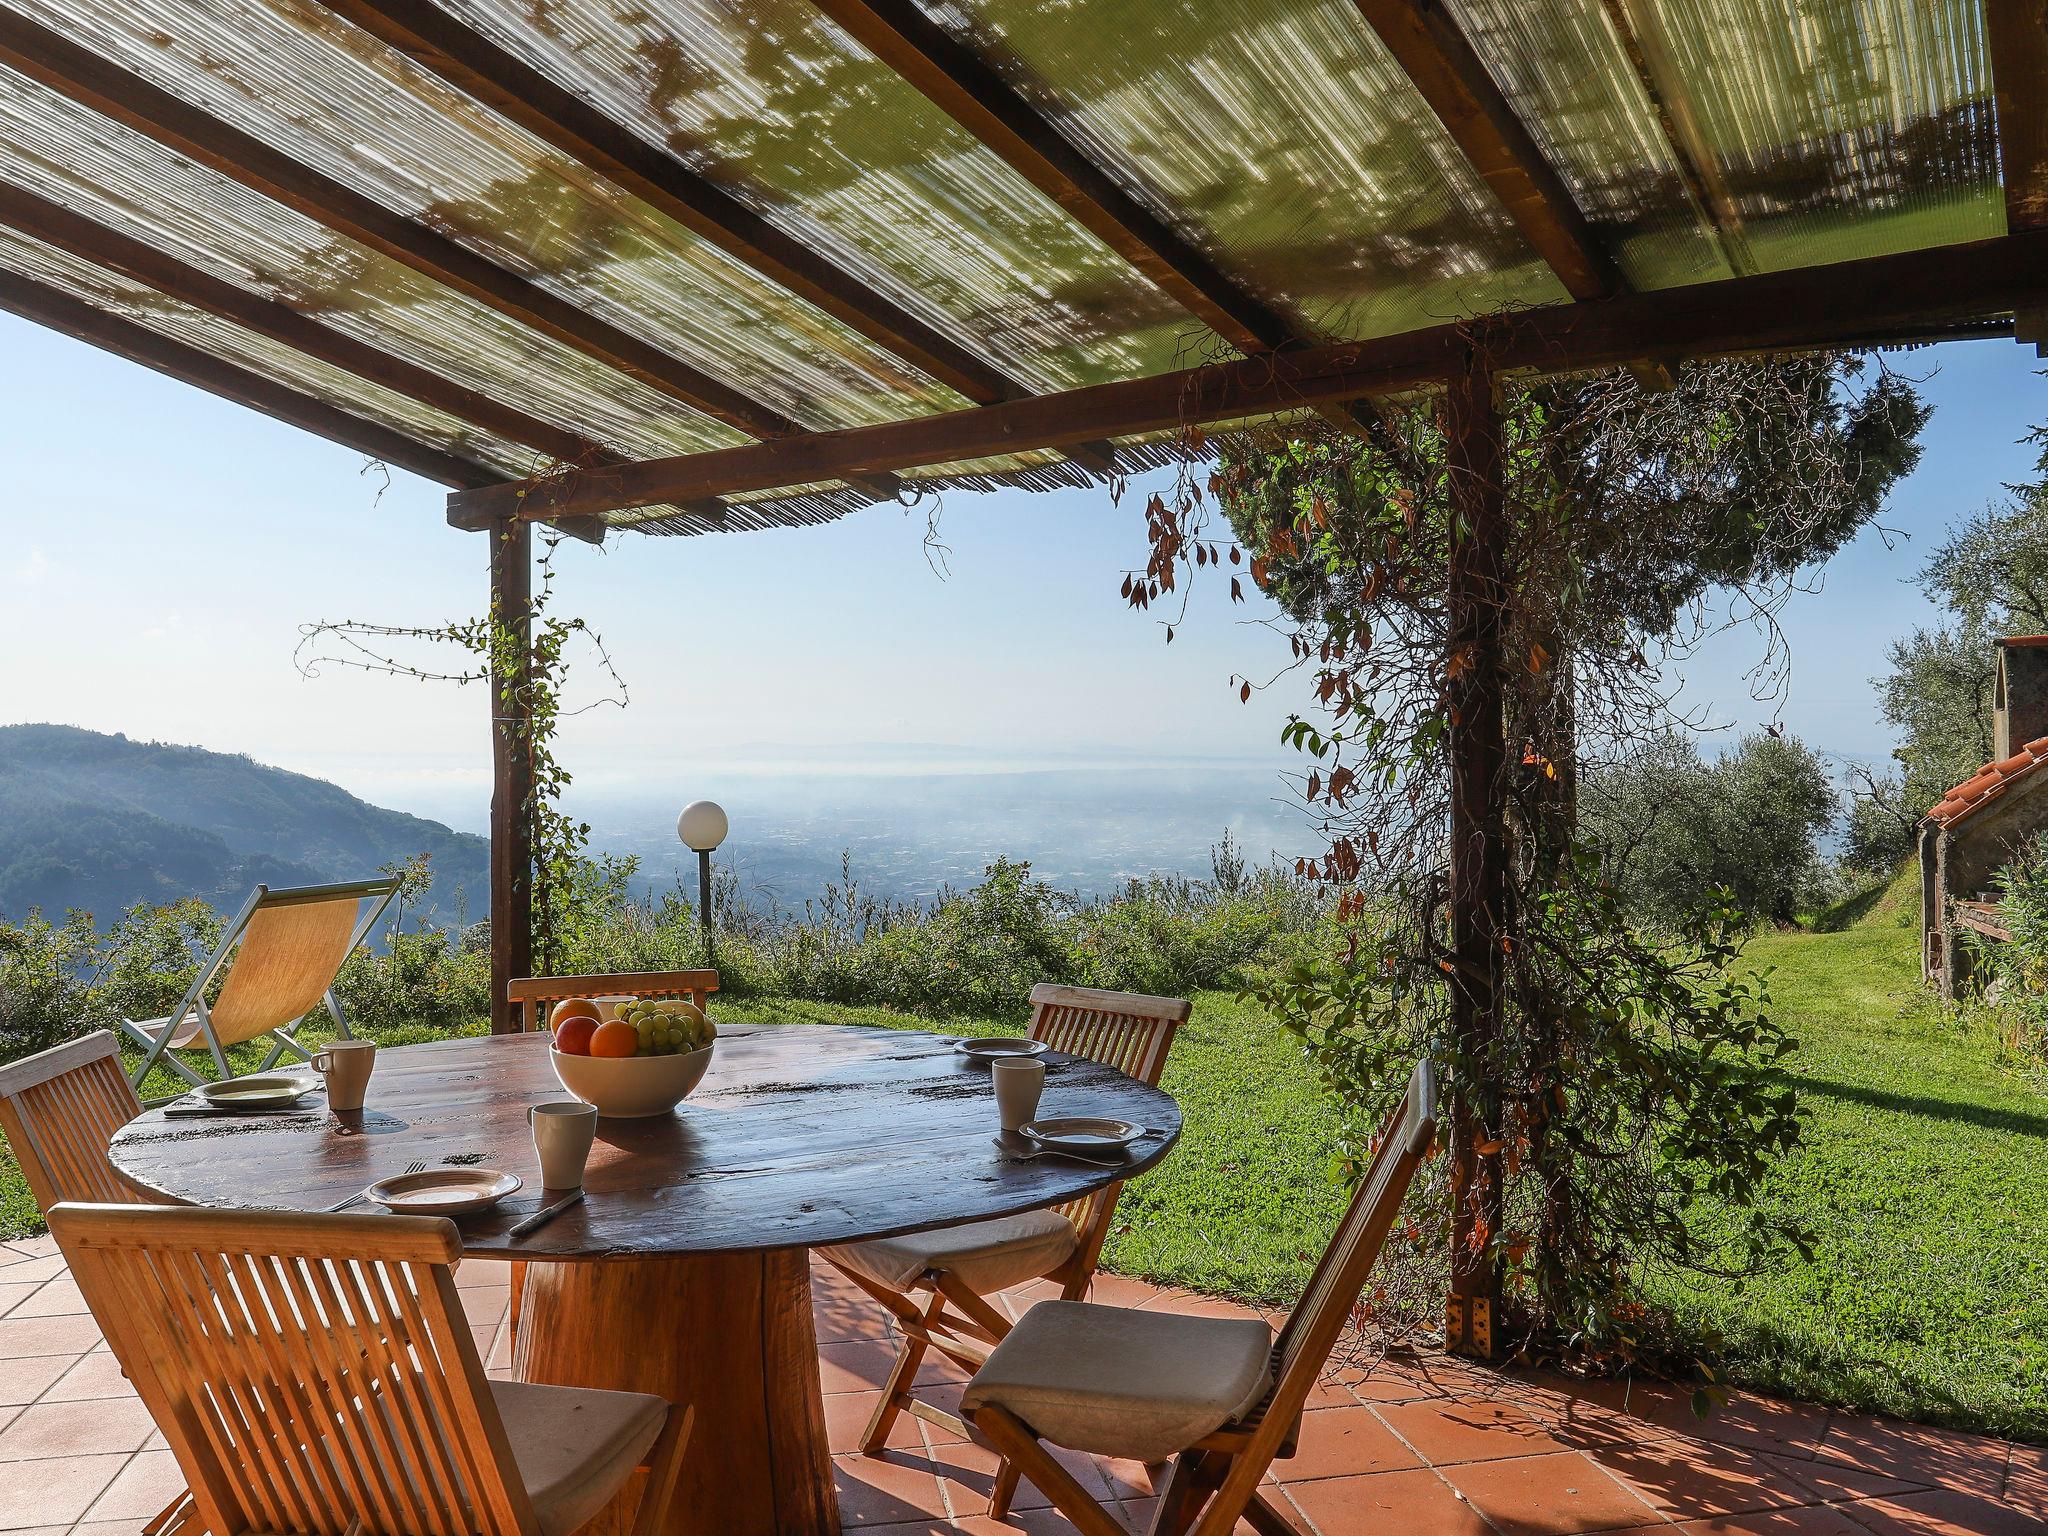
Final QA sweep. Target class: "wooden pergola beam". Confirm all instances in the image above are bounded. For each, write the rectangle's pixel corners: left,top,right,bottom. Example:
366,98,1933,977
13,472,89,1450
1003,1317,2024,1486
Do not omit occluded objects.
0,264,494,488
0,179,615,471
805,0,1295,357
305,0,1031,409
1987,0,2048,232
448,226,2048,522
0,4,804,440
1351,0,1621,301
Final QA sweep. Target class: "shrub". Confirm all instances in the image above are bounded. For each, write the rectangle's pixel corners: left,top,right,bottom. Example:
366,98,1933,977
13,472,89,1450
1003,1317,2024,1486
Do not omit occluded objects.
1963,836,2048,1072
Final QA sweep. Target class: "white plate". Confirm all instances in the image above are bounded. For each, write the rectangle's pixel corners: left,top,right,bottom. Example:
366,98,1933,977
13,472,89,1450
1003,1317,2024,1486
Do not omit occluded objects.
366,1168,522,1216
953,1037,1048,1060
1020,1117,1145,1151
194,1074,319,1108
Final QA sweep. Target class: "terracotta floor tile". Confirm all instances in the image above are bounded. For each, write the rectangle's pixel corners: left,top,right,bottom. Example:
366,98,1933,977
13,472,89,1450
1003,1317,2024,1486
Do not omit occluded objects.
1444,1450,1664,1535
0,1314,103,1360
0,1355,73,1407
1283,1468,1491,1536
1274,1406,1426,1483
0,1258,68,1288
1626,1509,1870,1535
1813,1417,2010,1500
826,1390,924,1453
4,1238,57,1260
80,1449,185,1521
916,1429,1119,1514
821,1338,904,1395
1077,1273,1162,1310
453,1258,512,1290
5,1280,86,1320
0,1397,156,1461
835,1451,952,1528
0,1283,38,1319
1376,1398,1566,1466
0,1451,128,1529
1581,1428,1813,1521
457,1284,508,1327
39,1351,137,1404
814,1294,895,1344
2005,1441,2045,1518
1691,1396,1832,1461
1843,1487,2047,1536
1760,1450,1932,1505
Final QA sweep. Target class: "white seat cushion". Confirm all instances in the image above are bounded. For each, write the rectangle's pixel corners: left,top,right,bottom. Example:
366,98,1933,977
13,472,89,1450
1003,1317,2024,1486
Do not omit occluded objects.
493,1379,667,1536
961,1299,1275,1462
826,1209,1079,1294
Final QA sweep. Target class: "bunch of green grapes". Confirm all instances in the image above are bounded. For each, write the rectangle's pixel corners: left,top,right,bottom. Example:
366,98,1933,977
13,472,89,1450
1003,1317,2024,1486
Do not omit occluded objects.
620,998,717,1056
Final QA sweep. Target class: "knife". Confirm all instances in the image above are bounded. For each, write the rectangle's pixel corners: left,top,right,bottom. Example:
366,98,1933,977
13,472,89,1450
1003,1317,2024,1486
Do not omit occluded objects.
509,1190,584,1238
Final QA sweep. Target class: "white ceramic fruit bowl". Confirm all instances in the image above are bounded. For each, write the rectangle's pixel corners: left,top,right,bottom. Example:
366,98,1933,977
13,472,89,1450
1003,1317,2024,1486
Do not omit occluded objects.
551,1043,713,1118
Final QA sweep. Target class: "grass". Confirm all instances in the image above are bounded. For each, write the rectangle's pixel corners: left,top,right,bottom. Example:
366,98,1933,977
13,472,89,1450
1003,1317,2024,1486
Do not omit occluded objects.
4,913,2044,1442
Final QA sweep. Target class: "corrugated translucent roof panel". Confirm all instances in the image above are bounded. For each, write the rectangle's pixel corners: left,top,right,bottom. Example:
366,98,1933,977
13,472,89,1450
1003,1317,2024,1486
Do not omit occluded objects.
1640,0,2001,271
0,224,534,472
425,0,1215,389
2,0,969,427
910,0,1567,339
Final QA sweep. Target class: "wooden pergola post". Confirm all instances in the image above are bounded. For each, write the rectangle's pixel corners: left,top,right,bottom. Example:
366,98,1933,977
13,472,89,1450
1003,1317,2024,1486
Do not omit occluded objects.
488,519,534,1035
1443,342,1507,1359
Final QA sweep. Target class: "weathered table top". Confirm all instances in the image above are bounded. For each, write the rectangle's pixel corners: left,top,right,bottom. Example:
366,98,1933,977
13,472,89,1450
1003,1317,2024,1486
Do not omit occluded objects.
110,1025,1182,1260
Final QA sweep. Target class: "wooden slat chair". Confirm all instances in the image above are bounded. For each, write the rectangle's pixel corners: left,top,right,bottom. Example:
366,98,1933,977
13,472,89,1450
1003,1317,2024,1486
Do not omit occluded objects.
51,1201,692,1536
0,1031,148,1209
962,1059,1437,1536
119,878,400,1103
507,970,720,1032
821,983,1189,1453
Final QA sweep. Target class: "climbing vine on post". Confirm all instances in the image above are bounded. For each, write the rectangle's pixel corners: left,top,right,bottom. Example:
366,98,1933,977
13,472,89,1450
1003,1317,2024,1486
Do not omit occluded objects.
297,527,626,985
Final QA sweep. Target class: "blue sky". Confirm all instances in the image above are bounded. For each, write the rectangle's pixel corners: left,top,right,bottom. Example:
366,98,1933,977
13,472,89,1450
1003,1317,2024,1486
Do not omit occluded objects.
0,311,2042,829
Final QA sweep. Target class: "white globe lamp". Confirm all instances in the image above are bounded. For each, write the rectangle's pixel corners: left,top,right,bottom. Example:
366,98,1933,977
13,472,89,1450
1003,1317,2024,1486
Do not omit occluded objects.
677,800,728,959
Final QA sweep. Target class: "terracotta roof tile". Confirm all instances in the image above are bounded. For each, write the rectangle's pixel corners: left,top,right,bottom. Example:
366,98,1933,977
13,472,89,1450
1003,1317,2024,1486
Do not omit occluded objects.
1925,734,2048,827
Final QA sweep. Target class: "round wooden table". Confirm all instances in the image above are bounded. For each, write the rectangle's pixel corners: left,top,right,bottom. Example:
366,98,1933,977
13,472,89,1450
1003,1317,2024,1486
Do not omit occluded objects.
110,1025,1182,1536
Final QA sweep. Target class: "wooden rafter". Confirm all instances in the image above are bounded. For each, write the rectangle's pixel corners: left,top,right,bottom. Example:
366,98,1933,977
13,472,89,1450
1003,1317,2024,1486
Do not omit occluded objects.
0,264,490,487
1594,0,1757,277
0,179,612,468
305,0,1027,409
805,0,1293,357
1986,0,2048,232
447,226,2048,523
0,4,804,439
1351,0,1621,302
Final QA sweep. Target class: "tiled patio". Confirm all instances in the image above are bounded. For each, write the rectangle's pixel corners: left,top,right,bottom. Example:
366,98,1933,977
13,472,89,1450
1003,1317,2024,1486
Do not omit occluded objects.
0,1233,2036,1536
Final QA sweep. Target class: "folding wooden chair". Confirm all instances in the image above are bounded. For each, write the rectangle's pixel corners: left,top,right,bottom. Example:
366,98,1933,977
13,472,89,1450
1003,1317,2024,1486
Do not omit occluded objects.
51,1201,692,1536
822,983,1189,1452
961,1059,1437,1536
507,970,720,1031
0,1031,148,1208
118,878,399,1103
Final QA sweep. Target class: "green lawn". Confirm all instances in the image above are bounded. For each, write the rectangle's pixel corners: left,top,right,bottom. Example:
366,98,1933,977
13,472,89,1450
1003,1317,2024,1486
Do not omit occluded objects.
5,929,2044,1441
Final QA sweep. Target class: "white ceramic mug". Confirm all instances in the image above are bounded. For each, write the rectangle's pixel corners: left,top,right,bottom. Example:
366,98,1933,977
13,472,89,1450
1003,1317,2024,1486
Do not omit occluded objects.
312,1040,376,1111
993,1056,1047,1133
529,1100,598,1189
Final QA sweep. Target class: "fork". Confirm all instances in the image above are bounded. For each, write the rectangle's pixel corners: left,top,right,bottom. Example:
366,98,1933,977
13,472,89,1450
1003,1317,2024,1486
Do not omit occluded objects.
324,1160,426,1213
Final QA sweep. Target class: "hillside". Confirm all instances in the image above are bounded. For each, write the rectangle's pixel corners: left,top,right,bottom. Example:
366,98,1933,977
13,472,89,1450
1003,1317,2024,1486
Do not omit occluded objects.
0,724,488,925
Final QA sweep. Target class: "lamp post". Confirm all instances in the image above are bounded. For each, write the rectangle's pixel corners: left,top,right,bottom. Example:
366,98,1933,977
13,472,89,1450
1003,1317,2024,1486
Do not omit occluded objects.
676,800,728,962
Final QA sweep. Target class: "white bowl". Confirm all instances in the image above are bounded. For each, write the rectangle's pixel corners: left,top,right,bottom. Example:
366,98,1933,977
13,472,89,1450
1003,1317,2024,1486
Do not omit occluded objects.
551,1043,713,1118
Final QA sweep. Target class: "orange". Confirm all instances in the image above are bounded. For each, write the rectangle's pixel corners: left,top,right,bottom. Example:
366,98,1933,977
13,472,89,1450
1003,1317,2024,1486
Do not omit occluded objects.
554,1014,598,1056
589,1020,639,1058
552,998,602,1030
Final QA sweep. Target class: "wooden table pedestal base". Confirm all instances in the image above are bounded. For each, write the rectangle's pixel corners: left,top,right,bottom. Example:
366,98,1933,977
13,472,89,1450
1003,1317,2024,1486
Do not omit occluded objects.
513,1249,837,1536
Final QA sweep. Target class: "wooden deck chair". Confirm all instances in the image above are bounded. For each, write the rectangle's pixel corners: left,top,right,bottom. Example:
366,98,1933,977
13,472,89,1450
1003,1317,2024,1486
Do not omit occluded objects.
821,984,1190,1453
51,1201,692,1536
118,878,399,1103
506,970,720,1032
961,1059,1437,1536
0,1031,148,1210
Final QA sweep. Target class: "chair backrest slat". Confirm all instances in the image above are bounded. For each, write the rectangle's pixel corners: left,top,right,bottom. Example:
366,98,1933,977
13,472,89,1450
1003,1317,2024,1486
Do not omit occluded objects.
1026,984,1190,1253
1264,1060,1436,1437
0,1032,144,1210
507,971,722,1031
52,1202,539,1536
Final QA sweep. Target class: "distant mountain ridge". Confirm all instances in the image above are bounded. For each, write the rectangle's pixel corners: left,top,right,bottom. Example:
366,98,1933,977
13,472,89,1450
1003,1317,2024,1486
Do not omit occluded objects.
0,725,488,925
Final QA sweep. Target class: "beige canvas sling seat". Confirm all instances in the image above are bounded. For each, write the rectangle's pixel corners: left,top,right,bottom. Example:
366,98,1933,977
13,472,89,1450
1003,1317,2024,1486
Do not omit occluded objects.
819,983,1189,1454
49,1201,692,1536
119,877,399,1102
962,1059,1438,1536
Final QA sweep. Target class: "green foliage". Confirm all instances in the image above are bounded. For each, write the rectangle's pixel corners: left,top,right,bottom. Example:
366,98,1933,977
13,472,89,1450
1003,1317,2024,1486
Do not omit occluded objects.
1959,834,2048,1073
1583,731,1838,929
